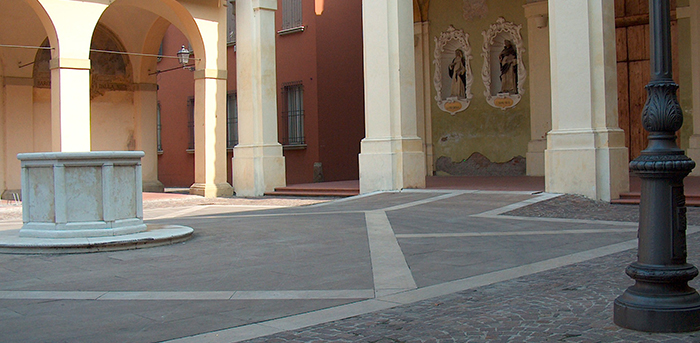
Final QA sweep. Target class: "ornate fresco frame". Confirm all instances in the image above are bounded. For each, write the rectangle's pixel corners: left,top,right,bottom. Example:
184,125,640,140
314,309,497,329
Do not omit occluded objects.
481,17,527,110
433,25,473,115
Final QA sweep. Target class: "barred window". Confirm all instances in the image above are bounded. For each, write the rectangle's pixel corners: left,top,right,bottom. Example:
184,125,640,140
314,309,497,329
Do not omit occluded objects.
187,97,195,150
227,0,236,45
227,92,238,149
281,0,303,30
281,82,304,146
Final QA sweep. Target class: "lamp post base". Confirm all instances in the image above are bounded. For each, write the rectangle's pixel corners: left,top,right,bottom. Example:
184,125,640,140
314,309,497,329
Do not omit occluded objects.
614,263,700,332
614,296,700,332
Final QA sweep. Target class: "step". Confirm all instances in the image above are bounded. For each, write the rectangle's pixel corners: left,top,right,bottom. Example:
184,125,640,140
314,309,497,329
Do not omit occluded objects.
265,187,359,197
612,192,700,206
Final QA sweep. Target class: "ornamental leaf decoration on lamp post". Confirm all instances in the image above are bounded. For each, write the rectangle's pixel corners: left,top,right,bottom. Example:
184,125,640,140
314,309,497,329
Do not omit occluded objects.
613,0,700,332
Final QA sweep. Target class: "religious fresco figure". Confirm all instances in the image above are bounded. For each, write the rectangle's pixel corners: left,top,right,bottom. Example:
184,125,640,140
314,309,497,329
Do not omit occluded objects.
448,49,467,98
499,40,518,94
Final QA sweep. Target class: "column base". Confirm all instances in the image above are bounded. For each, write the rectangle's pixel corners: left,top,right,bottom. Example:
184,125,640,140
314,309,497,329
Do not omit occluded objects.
233,144,286,197
359,138,426,194
189,182,234,198
614,291,700,332
142,180,165,193
545,129,629,201
526,139,546,176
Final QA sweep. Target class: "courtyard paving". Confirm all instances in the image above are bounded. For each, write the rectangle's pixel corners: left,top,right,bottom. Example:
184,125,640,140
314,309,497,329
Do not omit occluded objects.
0,190,699,342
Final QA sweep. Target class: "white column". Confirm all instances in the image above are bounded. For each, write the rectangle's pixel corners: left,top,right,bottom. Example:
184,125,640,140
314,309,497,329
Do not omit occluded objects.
49,58,91,152
39,0,107,152
415,21,433,176
545,0,629,201
524,1,551,177
233,0,286,197
133,83,164,192
685,3,700,174
359,0,426,193
190,70,234,197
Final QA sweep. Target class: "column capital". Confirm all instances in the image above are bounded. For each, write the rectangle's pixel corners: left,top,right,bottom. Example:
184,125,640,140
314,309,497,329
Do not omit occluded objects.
252,0,277,11
193,69,227,80
524,0,548,18
49,58,90,70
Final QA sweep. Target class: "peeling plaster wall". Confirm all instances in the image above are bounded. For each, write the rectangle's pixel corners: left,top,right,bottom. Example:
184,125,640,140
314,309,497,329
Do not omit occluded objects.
430,0,530,170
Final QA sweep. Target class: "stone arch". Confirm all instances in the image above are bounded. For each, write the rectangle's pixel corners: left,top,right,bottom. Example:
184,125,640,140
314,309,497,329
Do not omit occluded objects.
414,0,430,22
89,24,134,99
103,0,207,69
21,0,59,58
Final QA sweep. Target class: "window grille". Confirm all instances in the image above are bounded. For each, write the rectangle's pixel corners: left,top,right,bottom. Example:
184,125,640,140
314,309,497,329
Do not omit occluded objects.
227,93,239,148
227,0,236,45
157,102,163,153
281,82,304,146
281,0,303,30
187,97,195,150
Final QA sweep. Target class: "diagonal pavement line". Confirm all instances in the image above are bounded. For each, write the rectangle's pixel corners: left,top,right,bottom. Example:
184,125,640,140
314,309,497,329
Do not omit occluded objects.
480,215,639,226
381,191,474,212
472,192,562,217
395,228,638,239
165,230,687,343
365,210,417,295
165,299,399,343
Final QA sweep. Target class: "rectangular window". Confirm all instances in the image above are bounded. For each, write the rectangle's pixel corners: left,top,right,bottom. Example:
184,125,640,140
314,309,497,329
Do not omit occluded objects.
281,82,304,146
227,0,236,45
187,97,195,151
280,0,304,33
227,92,238,149
157,102,163,153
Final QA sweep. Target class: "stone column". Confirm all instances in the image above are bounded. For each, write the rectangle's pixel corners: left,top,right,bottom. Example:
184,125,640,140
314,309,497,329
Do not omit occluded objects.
189,70,234,198
684,2,700,174
524,0,551,177
133,83,164,192
39,0,107,152
49,58,91,152
1,78,34,199
359,0,426,193
545,0,629,201
233,0,286,197
415,21,433,176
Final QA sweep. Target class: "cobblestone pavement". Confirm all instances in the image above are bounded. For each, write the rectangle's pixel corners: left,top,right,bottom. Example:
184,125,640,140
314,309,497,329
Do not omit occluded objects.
241,196,700,343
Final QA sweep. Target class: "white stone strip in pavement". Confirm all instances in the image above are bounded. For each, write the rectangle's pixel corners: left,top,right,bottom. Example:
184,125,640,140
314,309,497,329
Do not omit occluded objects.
381,191,474,212
146,205,211,220
365,210,417,297
165,234,660,343
480,214,639,227
0,290,375,301
395,228,638,239
472,192,562,217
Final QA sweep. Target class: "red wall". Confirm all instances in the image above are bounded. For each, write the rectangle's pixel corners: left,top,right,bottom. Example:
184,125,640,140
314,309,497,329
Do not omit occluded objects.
157,0,365,188
156,26,195,187
316,0,364,181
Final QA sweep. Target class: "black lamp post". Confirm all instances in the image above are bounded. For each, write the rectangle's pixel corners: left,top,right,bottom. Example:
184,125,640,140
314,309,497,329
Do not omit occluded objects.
613,0,700,332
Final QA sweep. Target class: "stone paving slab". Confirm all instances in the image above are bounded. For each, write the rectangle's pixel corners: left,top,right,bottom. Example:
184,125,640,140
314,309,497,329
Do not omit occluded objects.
238,233,700,343
2,191,700,342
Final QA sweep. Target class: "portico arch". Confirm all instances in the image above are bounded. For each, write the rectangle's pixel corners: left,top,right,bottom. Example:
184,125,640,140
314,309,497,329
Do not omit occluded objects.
0,0,57,199
100,0,231,197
